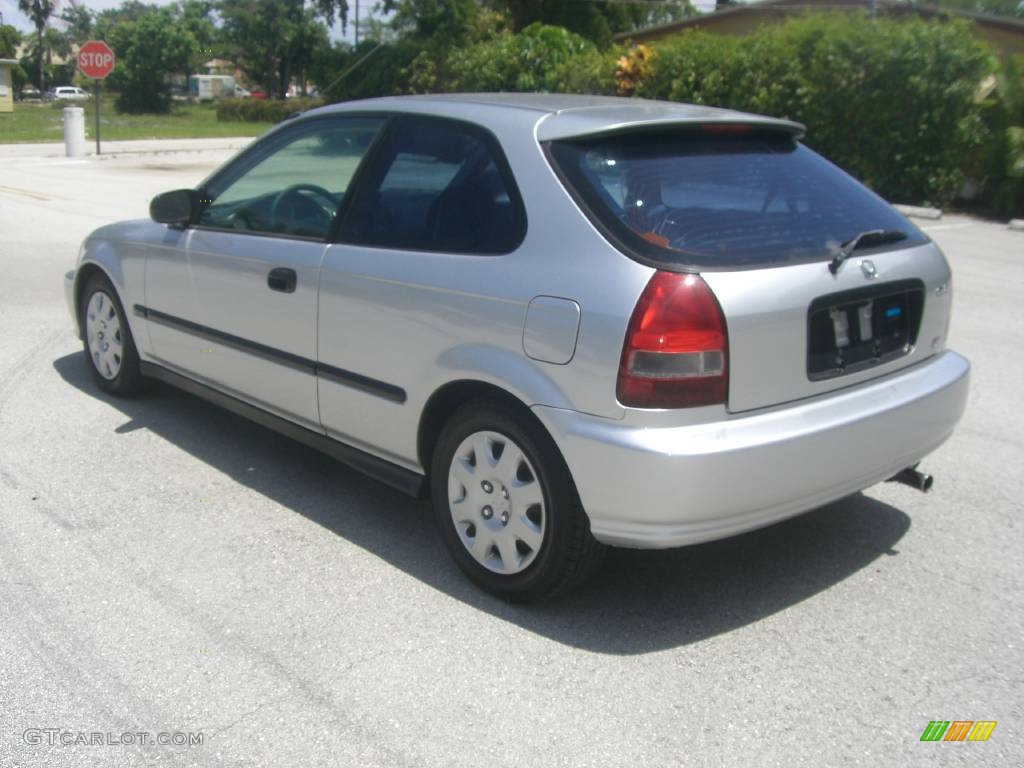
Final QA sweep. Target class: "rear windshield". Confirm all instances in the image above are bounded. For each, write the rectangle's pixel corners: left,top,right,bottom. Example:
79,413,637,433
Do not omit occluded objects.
548,130,926,269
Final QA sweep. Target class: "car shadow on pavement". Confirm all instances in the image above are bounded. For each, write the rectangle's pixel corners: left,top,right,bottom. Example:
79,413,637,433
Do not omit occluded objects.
55,353,911,655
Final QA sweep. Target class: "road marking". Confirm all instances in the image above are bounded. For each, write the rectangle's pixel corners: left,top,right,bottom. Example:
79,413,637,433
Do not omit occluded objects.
0,185,52,201
11,160,91,168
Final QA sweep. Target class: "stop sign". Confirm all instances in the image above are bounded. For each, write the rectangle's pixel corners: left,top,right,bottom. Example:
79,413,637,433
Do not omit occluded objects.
78,41,115,79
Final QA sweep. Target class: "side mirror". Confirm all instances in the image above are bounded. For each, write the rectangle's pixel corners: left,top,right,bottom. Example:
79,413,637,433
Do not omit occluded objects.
150,189,195,227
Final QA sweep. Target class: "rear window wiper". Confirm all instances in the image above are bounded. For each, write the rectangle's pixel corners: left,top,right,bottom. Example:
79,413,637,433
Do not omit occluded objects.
829,229,907,274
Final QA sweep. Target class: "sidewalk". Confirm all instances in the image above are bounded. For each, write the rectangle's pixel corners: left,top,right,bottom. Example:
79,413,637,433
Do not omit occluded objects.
0,136,255,160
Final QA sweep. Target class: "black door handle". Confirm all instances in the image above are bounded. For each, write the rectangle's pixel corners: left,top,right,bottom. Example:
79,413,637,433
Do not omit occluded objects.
267,267,297,293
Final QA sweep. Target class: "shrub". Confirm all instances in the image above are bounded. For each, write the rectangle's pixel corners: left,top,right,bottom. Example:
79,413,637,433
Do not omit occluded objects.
216,97,323,123
549,47,620,96
970,55,1024,218
445,23,596,92
636,13,993,208
614,44,655,96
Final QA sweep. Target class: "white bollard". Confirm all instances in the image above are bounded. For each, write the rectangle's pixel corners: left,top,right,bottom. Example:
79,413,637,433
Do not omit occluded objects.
63,106,86,157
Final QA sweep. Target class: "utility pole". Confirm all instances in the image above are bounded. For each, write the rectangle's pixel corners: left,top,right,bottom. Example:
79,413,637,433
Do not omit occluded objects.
354,0,360,47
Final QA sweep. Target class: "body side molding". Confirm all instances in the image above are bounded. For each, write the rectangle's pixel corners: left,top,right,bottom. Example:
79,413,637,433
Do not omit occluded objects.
134,304,407,403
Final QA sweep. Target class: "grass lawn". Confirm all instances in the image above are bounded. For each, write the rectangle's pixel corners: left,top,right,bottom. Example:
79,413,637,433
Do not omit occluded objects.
0,97,272,143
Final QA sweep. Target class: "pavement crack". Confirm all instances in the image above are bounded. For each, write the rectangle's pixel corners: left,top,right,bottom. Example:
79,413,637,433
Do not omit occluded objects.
204,693,290,737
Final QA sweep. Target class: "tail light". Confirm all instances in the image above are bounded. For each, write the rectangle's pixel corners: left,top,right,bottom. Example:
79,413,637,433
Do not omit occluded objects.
617,271,728,409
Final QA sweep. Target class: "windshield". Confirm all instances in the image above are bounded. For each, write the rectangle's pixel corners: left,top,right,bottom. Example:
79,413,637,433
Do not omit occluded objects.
548,130,926,269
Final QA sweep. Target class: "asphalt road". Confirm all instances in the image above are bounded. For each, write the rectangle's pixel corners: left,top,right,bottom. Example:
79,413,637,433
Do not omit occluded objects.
0,143,1021,768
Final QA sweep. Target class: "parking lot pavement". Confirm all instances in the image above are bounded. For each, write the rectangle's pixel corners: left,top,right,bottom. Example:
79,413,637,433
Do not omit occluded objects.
1,146,1021,768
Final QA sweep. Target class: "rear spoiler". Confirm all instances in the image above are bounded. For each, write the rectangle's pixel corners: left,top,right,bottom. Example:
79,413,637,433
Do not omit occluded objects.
536,103,805,142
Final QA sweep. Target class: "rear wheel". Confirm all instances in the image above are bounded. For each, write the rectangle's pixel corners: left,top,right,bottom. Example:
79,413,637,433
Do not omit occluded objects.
431,398,605,601
80,272,144,396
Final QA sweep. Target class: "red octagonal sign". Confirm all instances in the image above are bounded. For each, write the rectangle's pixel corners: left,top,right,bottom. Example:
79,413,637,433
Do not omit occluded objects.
78,40,115,79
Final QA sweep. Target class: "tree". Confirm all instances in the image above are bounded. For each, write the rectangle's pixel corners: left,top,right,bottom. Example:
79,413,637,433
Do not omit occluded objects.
387,0,481,42
59,0,94,45
172,0,218,83
219,0,338,97
1,24,28,94
19,25,70,88
100,6,197,112
94,1,153,27
17,0,56,91
485,0,694,47
0,24,21,59
287,9,331,94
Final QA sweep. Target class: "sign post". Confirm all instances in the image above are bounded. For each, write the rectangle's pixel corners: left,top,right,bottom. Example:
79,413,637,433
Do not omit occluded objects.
76,41,115,155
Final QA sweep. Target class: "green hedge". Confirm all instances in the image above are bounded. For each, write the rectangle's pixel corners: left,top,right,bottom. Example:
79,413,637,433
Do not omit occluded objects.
632,13,993,208
442,23,598,93
971,55,1024,218
404,13,992,207
216,98,324,123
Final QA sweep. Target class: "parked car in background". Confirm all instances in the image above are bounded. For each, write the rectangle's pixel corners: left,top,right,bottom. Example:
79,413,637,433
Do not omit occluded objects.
64,94,970,601
234,85,251,98
18,86,42,102
48,86,89,102
248,87,267,100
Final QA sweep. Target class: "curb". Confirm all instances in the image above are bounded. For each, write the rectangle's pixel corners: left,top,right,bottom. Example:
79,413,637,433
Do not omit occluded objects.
0,137,255,160
91,143,252,160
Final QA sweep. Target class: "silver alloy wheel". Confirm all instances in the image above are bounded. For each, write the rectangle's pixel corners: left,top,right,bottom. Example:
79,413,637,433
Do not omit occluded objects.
85,291,123,380
448,430,546,575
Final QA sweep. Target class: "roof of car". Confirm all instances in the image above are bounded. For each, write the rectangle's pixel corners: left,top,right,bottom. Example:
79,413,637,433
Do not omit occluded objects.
315,93,806,141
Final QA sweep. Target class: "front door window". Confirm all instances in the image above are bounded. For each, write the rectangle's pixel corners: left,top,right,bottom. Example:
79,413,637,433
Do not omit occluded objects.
198,117,384,239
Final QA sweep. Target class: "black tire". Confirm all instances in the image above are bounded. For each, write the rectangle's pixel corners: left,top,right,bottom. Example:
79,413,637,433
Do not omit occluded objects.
431,396,606,601
79,272,145,396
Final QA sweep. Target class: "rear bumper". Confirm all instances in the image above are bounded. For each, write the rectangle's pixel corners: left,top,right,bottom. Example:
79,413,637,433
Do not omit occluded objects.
534,350,970,549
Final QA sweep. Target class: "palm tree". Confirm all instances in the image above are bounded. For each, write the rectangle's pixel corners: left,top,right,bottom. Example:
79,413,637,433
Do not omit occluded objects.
17,0,56,92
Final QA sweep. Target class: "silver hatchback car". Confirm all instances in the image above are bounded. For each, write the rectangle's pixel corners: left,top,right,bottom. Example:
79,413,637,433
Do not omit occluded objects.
65,94,970,600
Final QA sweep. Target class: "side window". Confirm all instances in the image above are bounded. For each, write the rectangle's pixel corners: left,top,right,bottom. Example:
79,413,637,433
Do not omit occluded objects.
342,117,525,254
198,117,384,239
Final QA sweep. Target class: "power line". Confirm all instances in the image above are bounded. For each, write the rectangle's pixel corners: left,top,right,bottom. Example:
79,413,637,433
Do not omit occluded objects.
322,41,383,95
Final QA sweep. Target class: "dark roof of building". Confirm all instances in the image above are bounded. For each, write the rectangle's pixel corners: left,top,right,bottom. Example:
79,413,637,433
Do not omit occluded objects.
615,0,1024,43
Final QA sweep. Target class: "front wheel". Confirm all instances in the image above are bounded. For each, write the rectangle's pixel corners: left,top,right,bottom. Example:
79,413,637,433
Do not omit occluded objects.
80,272,144,396
431,398,605,601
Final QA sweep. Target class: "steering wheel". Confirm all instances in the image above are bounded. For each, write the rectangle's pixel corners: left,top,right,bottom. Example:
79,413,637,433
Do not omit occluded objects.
269,184,336,230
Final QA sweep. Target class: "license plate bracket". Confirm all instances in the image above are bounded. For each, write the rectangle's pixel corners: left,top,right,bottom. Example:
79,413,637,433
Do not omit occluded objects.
807,279,924,380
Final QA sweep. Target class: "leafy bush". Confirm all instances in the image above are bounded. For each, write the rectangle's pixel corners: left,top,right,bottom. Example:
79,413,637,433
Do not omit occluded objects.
613,43,655,96
548,47,620,96
636,13,993,208
971,55,1024,217
216,97,323,123
445,23,596,92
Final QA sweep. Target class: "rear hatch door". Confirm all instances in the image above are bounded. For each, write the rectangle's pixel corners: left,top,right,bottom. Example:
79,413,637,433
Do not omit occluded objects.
703,244,951,412
545,118,952,413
